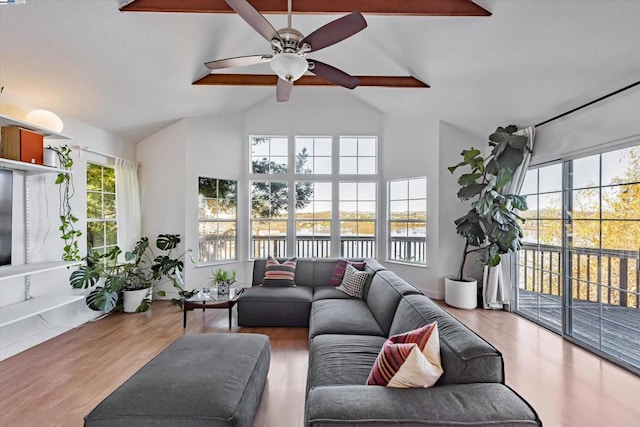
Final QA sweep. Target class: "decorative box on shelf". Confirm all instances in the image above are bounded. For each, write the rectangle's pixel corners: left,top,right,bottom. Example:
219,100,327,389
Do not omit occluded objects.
1,126,44,165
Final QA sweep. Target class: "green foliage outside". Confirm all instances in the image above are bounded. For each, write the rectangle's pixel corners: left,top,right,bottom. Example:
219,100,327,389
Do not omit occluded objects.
519,145,640,308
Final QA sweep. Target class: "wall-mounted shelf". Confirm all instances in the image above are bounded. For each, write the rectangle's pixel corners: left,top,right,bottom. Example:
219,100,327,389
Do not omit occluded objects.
0,294,85,328
0,158,73,176
0,261,80,281
0,113,71,139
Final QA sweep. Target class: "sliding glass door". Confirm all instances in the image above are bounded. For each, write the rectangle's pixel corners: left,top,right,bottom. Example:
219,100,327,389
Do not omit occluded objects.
515,144,640,374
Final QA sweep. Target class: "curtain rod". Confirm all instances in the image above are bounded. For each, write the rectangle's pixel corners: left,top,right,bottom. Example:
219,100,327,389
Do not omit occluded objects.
72,145,138,165
535,80,640,128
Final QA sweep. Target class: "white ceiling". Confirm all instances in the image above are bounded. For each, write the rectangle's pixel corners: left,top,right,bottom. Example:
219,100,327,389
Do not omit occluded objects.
0,0,639,143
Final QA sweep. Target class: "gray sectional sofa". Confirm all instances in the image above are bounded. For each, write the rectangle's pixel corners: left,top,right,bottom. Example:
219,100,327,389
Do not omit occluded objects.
238,258,542,426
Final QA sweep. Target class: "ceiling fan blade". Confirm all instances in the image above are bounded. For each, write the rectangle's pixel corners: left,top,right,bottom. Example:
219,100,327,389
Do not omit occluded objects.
205,54,273,70
225,0,282,43
300,12,367,52
276,78,293,102
307,60,359,89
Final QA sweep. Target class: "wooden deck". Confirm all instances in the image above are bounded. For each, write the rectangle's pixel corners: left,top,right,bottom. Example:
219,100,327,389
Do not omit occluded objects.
517,289,640,371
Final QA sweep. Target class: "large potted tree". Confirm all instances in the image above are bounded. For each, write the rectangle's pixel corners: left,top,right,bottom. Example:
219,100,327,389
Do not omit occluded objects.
446,125,530,309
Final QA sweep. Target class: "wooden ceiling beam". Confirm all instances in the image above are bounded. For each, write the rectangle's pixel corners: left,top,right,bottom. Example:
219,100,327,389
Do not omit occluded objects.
121,0,491,17
193,74,429,88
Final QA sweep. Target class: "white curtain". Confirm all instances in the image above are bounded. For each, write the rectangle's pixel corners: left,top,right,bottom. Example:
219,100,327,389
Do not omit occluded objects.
115,158,141,252
483,126,536,310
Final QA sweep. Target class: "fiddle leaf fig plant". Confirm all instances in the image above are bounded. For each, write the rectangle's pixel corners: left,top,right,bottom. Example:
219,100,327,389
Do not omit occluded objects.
448,125,530,281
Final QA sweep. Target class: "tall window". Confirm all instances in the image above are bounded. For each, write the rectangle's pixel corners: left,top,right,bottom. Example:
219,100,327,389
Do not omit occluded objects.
516,143,640,374
388,177,427,264
198,177,237,263
339,182,376,257
86,164,117,254
249,135,378,258
251,181,288,258
295,181,331,257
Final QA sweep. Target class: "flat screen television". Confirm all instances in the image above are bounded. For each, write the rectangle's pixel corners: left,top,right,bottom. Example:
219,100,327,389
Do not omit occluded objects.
0,168,12,267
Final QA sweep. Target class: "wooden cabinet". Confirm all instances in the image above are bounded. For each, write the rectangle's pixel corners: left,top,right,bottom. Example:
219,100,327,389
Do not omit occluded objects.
1,126,45,165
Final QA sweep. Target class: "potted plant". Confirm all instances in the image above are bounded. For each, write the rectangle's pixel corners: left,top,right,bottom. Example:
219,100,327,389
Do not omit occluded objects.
46,144,82,261
207,267,237,295
446,125,529,309
70,234,193,313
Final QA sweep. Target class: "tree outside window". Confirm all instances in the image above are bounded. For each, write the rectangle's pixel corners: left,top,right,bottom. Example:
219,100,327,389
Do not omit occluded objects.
198,177,237,262
87,164,117,261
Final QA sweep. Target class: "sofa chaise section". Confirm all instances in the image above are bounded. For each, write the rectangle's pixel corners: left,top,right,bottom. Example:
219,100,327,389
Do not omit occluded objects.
237,285,313,327
306,383,541,427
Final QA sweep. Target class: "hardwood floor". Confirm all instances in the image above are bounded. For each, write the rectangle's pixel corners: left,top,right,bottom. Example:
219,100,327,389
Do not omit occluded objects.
439,302,640,427
0,300,638,427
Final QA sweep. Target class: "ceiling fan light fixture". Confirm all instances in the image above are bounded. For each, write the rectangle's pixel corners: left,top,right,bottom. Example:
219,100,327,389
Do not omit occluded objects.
270,53,308,82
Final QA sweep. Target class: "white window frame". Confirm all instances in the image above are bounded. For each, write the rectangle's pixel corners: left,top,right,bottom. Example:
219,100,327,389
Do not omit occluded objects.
197,177,238,264
248,134,379,259
86,163,118,255
387,177,427,265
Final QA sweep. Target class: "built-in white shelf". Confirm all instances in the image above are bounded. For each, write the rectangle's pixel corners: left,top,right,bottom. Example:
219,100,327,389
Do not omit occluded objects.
0,158,73,175
0,113,71,139
0,261,80,280
0,294,85,328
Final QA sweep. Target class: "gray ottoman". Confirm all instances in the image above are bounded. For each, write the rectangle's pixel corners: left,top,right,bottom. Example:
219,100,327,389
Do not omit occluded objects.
85,333,271,427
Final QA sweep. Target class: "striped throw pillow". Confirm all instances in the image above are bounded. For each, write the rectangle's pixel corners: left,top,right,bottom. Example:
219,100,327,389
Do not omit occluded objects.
367,322,443,388
262,256,297,287
336,264,368,298
328,259,366,286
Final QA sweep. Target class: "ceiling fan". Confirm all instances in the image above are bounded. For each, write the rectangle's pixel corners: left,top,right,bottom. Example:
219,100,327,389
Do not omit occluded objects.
205,0,367,102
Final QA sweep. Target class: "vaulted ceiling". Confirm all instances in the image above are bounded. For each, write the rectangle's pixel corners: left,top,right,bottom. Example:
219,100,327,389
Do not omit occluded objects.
0,0,638,142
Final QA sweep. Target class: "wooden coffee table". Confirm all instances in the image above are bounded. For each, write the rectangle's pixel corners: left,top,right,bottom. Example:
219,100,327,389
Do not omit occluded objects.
183,287,245,329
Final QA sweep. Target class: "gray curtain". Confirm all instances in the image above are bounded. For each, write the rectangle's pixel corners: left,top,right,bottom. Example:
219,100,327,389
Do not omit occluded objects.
483,126,535,310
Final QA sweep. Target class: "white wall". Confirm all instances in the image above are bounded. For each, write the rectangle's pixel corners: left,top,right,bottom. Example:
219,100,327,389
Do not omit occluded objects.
183,113,246,290
136,119,188,297
0,95,133,360
437,122,486,297
380,114,441,296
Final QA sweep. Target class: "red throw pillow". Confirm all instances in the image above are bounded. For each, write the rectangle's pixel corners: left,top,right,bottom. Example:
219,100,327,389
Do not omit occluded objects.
367,322,443,388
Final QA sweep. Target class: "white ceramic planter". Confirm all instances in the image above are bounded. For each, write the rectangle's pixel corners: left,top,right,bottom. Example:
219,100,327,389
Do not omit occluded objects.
123,288,150,313
43,148,59,168
445,276,478,309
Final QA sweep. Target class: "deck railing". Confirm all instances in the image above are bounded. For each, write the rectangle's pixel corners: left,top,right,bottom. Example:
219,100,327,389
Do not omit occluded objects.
201,234,426,264
518,243,639,308
249,235,425,261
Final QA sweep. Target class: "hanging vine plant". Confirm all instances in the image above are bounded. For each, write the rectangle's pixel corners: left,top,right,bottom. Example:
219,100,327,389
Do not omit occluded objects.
47,144,82,261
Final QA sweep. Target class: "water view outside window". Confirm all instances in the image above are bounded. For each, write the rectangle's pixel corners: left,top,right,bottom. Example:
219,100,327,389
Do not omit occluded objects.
198,177,237,262
340,182,376,257
86,164,117,257
388,177,427,264
517,143,640,373
295,181,332,257
250,135,378,259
